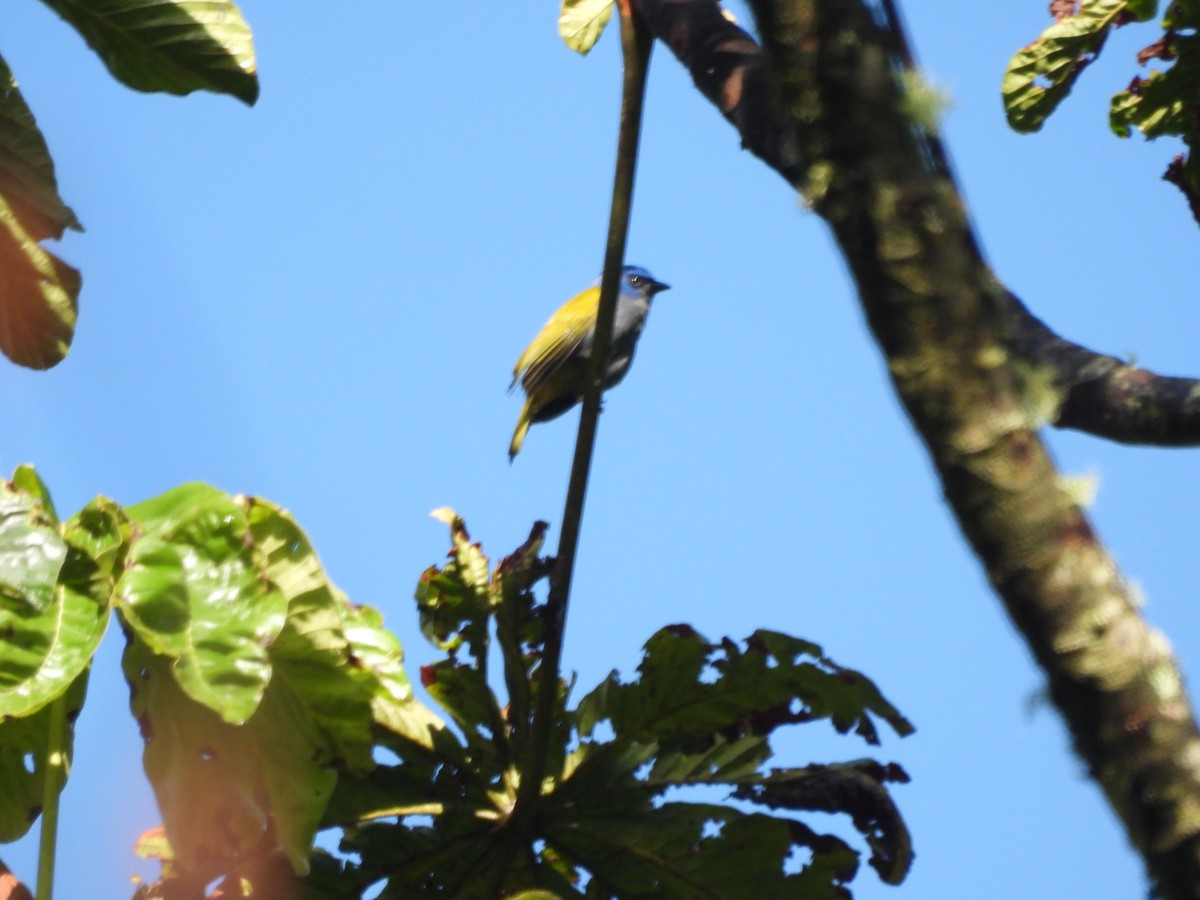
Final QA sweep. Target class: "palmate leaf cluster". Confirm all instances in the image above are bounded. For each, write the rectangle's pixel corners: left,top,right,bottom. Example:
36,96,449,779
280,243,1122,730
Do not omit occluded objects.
1003,0,1200,208
0,473,914,897
312,511,915,898
0,470,443,897
0,0,258,370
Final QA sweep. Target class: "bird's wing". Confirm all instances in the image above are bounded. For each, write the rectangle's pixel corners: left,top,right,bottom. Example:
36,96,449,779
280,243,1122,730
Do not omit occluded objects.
511,285,600,394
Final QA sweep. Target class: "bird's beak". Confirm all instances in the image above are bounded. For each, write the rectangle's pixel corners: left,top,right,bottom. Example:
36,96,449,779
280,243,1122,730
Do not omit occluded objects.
648,278,670,295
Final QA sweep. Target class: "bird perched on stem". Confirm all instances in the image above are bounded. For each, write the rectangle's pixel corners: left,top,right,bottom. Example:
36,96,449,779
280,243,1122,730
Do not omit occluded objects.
508,265,670,460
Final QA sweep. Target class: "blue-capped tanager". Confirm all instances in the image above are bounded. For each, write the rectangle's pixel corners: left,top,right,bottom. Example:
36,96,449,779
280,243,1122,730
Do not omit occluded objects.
509,264,670,460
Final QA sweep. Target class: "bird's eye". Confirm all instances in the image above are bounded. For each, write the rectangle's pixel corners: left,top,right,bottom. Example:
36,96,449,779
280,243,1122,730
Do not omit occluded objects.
628,275,645,287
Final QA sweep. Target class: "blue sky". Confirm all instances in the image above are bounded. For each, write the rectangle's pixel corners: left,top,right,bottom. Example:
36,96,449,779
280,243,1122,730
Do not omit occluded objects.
2,1,1197,897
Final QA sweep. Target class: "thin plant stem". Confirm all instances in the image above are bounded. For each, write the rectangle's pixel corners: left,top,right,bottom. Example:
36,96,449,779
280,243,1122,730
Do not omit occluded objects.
512,0,654,833
35,694,68,900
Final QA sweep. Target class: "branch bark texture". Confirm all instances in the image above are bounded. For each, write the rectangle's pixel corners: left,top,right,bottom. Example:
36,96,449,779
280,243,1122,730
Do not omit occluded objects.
635,0,1200,894
637,0,1200,448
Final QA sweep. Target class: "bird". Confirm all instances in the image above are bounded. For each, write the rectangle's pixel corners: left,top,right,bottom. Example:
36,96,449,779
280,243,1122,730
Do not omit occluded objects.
508,264,670,460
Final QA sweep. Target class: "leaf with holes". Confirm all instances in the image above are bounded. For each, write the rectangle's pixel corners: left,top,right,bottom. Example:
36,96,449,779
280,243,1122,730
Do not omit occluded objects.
125,637,335,879
0,670,88,842
1111,18,1200,142
1003,0,1155,132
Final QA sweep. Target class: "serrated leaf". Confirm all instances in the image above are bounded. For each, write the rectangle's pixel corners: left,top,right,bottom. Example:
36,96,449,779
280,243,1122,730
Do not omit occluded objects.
0,671,88,842
546,628,914,895
575,628,912,761
119,484,286,724
0,55,81,241
124,637,334,878
493,520,551,747
547,803,834,898
39,0,259,105
749,630,915,741
415,513,494,658
559,0,614,55
337,517,915,897
732,762,914,886
0,189,80,369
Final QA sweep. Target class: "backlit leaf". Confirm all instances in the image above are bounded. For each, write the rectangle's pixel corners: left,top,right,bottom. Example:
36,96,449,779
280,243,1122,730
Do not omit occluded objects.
0,190,79,369
559,0,614,55
124,638,334,878
0,57,80,241
39,0,259,105
119,484,286,724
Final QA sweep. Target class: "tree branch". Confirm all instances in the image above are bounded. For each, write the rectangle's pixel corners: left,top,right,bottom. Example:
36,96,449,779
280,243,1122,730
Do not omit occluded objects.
729,0,1200,895
635,0,801,183
635,0,1200,448
1001,290,1200,445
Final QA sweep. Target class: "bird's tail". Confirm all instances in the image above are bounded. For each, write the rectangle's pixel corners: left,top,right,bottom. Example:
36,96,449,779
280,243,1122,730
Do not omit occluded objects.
509,400,533,462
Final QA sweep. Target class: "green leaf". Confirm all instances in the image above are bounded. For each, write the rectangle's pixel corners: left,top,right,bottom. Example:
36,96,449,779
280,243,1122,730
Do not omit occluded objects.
1111,30,1200,140
243,497,447,769
322,758,495,828
0,473,66,615
733,762,913,886
38,0,259,105
0,502,117,720
63,495,128,578
416,511,494,658
1002,0,1149,133
493,520,550,742
749,630,915,741
420,659,510,773
545,627,915,895
242,498,378,772
575,628,912,760
0,472,117,721
0,55,81,241
337,516,915,897
9,465,58,520
0,53,82,370
341,601,449,754
335,817,499,894
548,802,842,898
124,637,335,878
558,0,614,55
0,670,88,842
119,484,287,724
0,189,80,369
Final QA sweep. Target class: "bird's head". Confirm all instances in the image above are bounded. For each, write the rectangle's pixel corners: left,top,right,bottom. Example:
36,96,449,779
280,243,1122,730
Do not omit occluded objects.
621,265,670,301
